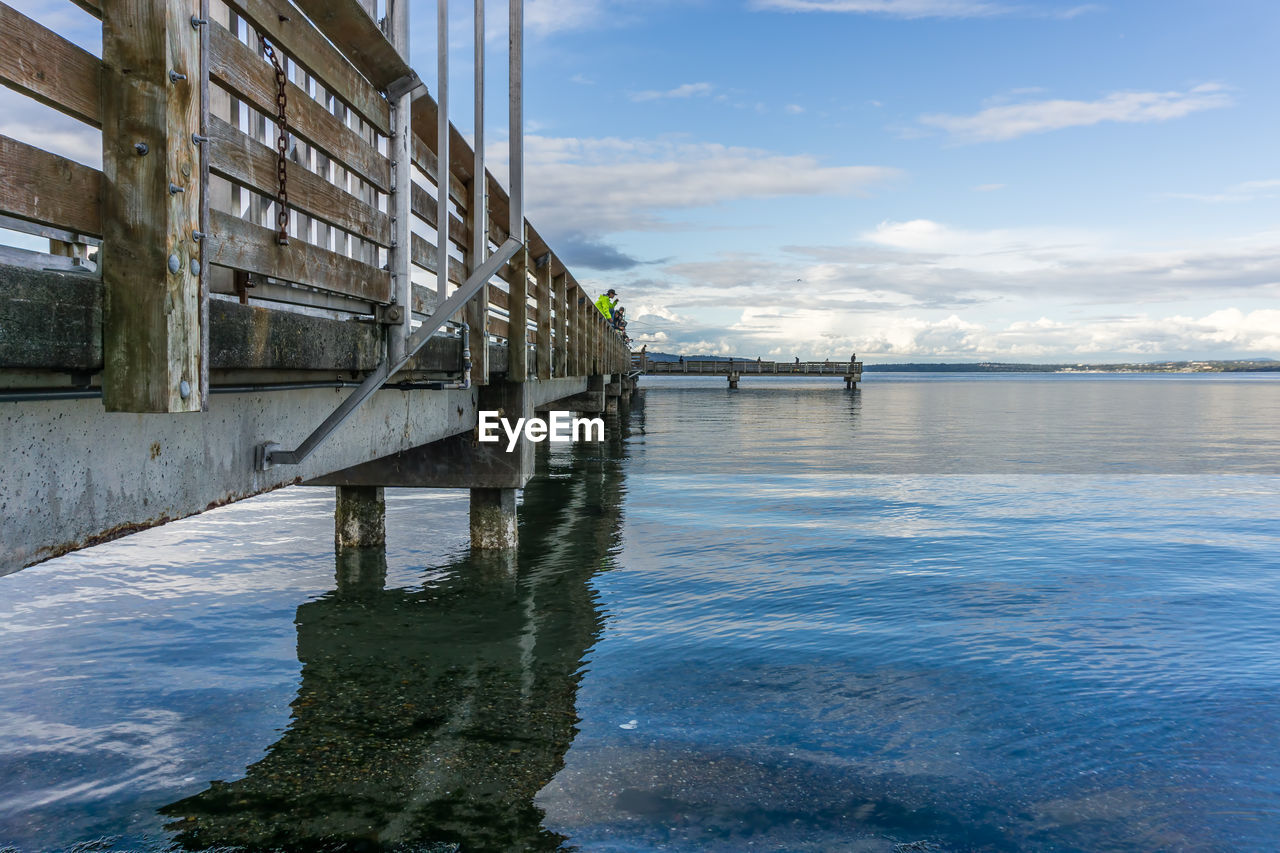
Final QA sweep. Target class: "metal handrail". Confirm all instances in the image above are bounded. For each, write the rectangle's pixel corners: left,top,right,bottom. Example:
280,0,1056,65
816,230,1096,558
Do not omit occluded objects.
256,236,523,469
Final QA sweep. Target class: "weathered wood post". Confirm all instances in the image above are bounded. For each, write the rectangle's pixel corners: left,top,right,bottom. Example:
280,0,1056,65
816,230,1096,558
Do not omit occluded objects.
572,288,583,376
591,304,601,375
553,271,567,376
101,0,204,412
535,253,551,379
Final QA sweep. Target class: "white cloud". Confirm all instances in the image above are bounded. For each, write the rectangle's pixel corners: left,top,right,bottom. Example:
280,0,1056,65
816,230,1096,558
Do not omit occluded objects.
919,84,1233,142
1167,179,1280,204
631,82,715,102
750,0,1096,19
753,0,1006,15
614,220,1280,358
512,135,900,234
526,0,610,34
725,306,1280,359
973,183,1006,192
785,104,806,114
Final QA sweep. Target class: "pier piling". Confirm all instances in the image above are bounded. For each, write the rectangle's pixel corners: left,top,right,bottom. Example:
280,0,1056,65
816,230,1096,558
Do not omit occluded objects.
335,485,386,549
470,487,518,549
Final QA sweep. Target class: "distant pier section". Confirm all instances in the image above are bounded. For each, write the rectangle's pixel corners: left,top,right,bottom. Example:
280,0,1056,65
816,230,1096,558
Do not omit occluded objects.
634,354,863,389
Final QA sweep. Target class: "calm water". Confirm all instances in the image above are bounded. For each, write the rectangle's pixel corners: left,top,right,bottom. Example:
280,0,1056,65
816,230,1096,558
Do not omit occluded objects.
3,374,1280,851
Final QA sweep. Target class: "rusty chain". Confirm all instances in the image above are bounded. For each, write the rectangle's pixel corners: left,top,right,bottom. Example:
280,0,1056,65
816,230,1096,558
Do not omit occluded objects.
260,38,290,246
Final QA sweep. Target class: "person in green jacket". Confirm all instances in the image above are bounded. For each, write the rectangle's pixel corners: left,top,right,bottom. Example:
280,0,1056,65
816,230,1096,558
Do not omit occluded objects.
594,288,618,319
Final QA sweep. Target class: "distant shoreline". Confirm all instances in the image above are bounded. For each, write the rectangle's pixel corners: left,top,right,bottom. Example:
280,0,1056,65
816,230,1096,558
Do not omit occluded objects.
642,353,1279,374
862,360,1280,374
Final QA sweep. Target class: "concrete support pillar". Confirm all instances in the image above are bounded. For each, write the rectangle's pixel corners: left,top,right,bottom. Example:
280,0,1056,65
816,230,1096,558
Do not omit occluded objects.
471,487,518,549
728,372,740,389
605,372,621,413
335,485,385,549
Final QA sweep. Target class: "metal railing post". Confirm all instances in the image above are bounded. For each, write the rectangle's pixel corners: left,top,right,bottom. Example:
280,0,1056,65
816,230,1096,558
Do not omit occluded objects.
387,0,411,365
436,0,450,303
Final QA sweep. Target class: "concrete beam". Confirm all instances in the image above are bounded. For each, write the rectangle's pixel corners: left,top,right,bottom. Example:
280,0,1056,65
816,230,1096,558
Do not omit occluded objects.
311,379,538,490
0,385,475,573
308,376,589,490
542,374,604,414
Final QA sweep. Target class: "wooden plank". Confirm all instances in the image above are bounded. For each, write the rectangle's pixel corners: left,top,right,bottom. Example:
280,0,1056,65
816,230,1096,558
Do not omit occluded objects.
0,2,102,127
208,22,390,191
410,180,470,251
486,283,509,311
69,0,102,16
410,134,468,212
410,91,475,202
206,209,391,302
221,0,390,135
288,0,411,91
100,0,202,412
535,258,551,379
488,316,509,341
410,282,437,317
0,135,102,236
208,115,389,244
408,232,466,287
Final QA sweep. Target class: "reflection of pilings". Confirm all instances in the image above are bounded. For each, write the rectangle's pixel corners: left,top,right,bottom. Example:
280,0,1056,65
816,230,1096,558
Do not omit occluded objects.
334,547,388,595
161,406,633,852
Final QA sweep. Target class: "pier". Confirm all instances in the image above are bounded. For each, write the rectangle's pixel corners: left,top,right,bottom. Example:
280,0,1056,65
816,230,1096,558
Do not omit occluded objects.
0,0,634,572
635,354,864,389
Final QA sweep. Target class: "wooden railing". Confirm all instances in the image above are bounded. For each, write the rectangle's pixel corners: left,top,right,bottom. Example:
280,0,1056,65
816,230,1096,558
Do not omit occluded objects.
0,0,629,413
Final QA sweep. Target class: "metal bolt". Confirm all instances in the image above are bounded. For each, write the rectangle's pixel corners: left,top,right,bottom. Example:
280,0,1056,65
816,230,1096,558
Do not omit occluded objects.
134,142,149,156
179,380,191,399
167,254,181,274
169,70,187,83
192,230,205,241
190,15,207,28
189,259,201,276
169,183,185,195
191,133,209,145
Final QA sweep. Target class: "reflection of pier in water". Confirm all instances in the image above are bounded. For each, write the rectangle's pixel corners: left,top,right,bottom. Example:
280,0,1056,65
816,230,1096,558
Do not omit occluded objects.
161,406,636,851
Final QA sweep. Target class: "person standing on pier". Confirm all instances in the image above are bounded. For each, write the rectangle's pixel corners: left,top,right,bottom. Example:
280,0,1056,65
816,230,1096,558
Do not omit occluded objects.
595,289,618,320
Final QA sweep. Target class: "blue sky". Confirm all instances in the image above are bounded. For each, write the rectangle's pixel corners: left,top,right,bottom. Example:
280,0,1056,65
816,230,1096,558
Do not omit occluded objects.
6,0,1278,361
447,0,1280,360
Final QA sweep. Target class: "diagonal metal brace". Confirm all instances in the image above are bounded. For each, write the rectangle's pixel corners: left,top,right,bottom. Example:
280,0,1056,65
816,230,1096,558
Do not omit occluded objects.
256,236,524,469
386,71,426,101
